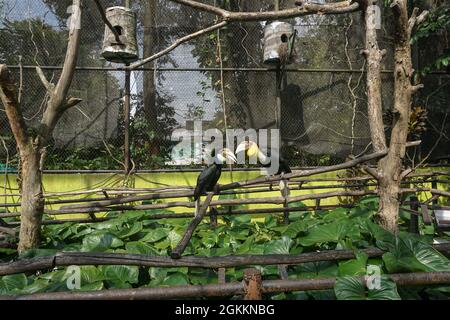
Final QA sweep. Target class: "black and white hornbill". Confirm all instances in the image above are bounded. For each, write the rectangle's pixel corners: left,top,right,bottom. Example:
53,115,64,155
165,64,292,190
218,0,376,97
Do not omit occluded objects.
235,140,291,196
193,148,237,216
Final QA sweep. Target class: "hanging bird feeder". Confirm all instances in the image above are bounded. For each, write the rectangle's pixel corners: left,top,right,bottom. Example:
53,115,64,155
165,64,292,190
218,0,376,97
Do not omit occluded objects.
263,21,296,66
101,6,138,64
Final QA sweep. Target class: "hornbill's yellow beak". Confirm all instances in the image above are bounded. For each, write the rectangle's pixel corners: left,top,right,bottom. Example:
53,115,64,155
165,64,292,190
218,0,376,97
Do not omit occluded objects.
236,141,259,157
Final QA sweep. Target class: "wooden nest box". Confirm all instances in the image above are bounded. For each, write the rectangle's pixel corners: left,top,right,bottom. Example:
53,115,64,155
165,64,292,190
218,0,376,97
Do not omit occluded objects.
263,21,295,66
101,6,138,64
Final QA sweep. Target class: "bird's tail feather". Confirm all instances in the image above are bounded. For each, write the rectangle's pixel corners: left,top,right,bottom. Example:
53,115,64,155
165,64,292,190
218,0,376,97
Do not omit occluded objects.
194,198,200,217
279,179,290,198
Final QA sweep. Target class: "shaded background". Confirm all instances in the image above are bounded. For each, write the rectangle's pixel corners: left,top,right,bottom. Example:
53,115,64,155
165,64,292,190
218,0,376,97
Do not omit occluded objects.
0,0,448,170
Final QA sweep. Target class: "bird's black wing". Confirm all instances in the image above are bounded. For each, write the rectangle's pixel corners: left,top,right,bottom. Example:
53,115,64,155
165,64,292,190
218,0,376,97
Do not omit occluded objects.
279,156,292,174
194,164,220,200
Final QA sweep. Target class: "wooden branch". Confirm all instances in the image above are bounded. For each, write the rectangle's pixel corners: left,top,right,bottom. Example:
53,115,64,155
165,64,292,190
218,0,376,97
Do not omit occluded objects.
130,0,361,70
171,192,214,259
172,0,360,21
364,1,387,153
60,97,83,112
219,149,389,191
3,272,450,300
35,66,55,94
1,244,449,276
40,0,82,139
0,65,29,150
93,0,123,45
0,226,17,237
129,21,228,70
361,165,380,180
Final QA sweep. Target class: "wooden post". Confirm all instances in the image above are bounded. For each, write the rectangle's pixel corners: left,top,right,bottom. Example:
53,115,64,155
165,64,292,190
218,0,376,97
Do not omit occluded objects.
218,268,226,284
409,196,419,234
243,268,263,300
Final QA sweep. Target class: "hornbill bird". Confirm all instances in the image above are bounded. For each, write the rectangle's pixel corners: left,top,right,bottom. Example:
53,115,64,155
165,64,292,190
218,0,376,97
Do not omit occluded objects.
236,140,292,196
193,148,237,216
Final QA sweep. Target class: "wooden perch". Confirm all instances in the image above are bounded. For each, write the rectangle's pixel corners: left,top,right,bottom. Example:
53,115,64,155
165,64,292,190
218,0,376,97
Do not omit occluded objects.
1,243,449,276
171,192,215,259
2,272,449,300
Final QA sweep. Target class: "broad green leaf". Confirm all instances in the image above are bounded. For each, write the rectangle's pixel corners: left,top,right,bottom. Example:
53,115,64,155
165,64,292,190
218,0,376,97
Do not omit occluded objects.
382,234,450,273
294,261,339,279
334,276,401,300
235,235,255,254
79,266,105,284
0,273,28,293
20,279,50,295
167,230,183,249
102,265,139,284
283,220,308,238
125,241,159,255
139,228,169,243
81,232,124,252
78,282,104,291
115,222,143,239
298,221,350,246
162,273,189,286
264,236,293,255
338,252,368,276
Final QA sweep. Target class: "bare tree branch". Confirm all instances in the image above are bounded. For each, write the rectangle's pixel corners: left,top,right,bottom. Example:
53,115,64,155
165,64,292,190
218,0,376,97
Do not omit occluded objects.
0,65,29,150
129,21,228,70
129,0,362,70
36,66,55,95
172,0,360,21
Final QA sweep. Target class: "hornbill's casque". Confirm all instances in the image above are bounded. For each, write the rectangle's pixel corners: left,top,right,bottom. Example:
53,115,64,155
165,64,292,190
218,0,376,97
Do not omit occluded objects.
193,148,237,216
236,141,291,196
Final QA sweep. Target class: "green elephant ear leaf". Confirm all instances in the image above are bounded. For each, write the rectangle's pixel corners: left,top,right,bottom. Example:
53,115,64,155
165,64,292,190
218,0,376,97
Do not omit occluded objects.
298,221,349,246
81,232,124,252
264,236,294,255
382,234,450,273
102,265,139,285
335,276,401,300
338,252,368,276
139,228,169,243
125,241,160,255
162,273,189,286
0,273,28,294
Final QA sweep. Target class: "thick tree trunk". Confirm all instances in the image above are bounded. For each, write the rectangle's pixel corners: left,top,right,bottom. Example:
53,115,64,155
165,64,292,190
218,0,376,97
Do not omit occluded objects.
17,147,44,252
143,0,159,155
376,1,426,233
363,0,426,233
0,0,82,252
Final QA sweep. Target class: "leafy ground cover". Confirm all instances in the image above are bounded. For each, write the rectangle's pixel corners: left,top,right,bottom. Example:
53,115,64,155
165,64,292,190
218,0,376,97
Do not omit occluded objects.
0,196,449,299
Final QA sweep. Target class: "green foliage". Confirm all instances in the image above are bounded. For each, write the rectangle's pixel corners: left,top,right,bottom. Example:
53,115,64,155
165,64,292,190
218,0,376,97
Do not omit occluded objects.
0,196,449,299
335,276,401,300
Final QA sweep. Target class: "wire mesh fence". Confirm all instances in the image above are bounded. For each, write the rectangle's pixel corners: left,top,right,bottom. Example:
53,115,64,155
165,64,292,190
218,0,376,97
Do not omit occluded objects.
0,0,448,172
